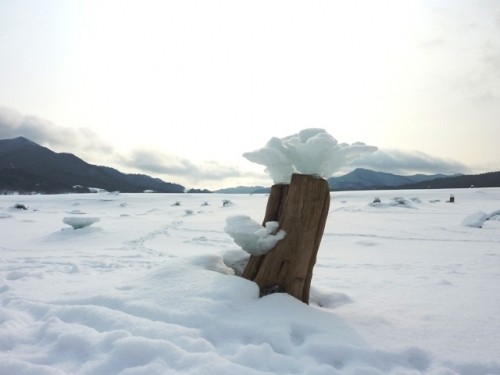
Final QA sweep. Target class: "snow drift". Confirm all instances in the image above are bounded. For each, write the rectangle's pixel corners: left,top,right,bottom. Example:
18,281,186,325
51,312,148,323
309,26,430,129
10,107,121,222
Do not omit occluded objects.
1,189,500,374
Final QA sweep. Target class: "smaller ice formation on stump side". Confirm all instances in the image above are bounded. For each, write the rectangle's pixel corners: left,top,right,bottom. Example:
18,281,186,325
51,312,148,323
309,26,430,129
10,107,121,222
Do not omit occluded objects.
243,128,377,183
224,215,286,256
63,217,100,230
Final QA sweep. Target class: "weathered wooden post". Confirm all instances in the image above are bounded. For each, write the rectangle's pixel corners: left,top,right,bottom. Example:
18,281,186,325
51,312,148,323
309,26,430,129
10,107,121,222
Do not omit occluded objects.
242,174,330,303
233,128,377,304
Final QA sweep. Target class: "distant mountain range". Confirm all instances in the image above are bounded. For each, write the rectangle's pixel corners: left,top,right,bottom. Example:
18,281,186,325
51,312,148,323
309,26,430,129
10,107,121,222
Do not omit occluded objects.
1,137,499,194
393,170,500,190
215,168,500,193
0,137,185,193
215,186,270,194
327,168,456,191
216,169,500,193
332,168,500,190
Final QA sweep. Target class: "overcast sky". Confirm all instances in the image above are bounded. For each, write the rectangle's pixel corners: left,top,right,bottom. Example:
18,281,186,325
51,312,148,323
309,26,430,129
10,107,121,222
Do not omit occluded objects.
1,0,499,189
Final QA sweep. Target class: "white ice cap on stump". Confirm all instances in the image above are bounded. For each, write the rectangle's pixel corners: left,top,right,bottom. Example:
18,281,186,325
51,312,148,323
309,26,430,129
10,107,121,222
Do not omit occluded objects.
243,128,377,183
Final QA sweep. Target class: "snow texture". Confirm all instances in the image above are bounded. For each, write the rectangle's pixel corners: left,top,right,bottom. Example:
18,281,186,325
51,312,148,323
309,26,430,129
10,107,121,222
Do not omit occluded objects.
243,128,377,183
224,215,286,256
1,189,500,374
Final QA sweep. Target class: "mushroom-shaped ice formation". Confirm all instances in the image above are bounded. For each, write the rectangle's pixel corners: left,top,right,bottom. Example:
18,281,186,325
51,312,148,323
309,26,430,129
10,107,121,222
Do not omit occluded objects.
242,137,295,184
243,128,377,183
63,216,100,230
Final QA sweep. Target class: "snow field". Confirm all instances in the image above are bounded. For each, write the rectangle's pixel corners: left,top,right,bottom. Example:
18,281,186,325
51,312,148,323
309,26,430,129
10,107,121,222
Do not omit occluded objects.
1,189,500,374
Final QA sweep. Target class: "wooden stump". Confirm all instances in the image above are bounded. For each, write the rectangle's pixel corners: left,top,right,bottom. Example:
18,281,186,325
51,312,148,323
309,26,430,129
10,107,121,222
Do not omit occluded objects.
242,173,330,303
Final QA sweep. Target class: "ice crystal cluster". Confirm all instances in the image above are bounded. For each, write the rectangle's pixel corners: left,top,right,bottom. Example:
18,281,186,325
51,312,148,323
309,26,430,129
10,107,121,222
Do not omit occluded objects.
243,128,377,183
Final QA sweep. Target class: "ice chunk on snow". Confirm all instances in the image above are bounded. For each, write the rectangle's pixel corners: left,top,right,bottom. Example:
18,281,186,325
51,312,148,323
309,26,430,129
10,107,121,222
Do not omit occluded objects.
63,216,100,229
243,128,377,183
463,209,500,228
224,215,286,256
462,212,488,228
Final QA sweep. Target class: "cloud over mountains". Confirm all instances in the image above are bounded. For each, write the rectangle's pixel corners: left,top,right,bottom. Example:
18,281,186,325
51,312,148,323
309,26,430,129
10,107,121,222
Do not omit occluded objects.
351,149,471,176
122,149,247,182
0,106,112,154
0,106,249,188
0,106,474,188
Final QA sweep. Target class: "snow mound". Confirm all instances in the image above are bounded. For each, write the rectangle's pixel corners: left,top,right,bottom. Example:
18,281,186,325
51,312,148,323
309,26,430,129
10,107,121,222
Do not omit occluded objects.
243,128,377,183
188,254,236,275
369,197,416,209
63,216,101,229
463,209,500,228
222,250,250,276
224,215,286,256
309,286,353,309
463,212,488,228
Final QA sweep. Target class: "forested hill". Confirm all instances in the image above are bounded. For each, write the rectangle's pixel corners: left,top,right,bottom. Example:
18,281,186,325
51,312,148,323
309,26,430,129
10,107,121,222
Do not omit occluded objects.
0,137,185,194
327,168,452,191
396,171,500,189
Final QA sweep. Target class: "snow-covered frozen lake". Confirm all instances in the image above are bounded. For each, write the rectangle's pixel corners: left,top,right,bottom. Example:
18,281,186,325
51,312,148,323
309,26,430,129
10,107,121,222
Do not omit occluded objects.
1,188,499,374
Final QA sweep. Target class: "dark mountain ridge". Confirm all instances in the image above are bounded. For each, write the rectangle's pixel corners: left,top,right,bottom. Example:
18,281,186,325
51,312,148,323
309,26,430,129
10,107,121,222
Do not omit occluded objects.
396,170,500,190
327,168,455,191
0,137,185,194
219,169,499,193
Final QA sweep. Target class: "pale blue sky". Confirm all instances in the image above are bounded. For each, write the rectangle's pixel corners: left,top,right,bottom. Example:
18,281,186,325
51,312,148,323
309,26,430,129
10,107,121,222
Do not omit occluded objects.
1,0,499,189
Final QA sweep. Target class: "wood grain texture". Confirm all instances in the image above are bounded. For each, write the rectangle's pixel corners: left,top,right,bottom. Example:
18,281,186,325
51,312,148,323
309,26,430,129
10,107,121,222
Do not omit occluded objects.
242,174,330,303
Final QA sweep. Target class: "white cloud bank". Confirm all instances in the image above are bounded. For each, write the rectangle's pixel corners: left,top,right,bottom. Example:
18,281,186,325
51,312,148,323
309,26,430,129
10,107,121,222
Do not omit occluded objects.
351,149,471,176
0,106,112,154
123,149,244,182
0,107,474,189
243,128,377,183
0,106,247,189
